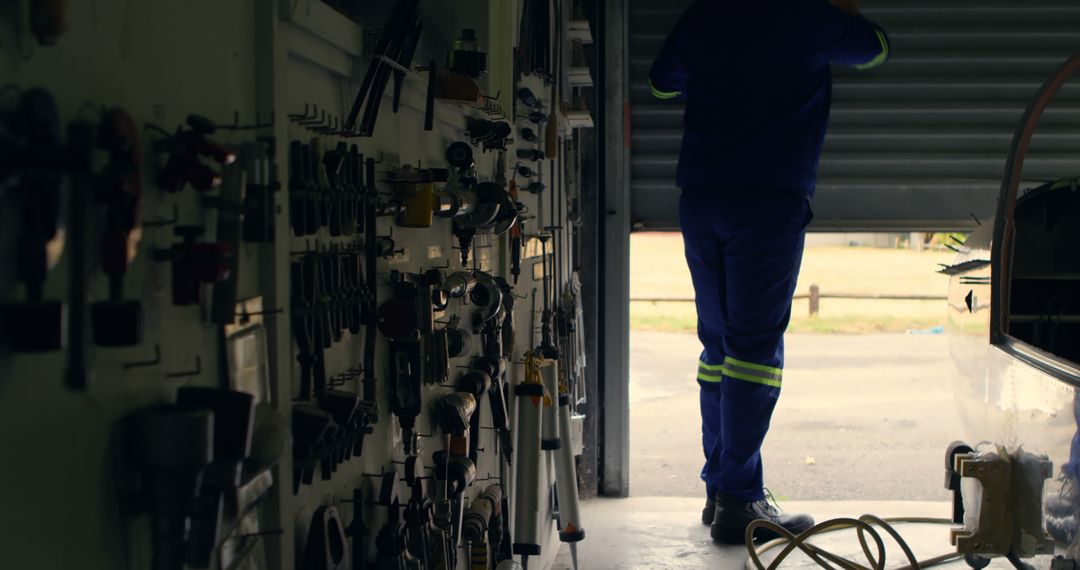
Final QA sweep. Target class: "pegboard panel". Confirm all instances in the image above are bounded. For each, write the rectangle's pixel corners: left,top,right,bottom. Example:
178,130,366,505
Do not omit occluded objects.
0,1,589,568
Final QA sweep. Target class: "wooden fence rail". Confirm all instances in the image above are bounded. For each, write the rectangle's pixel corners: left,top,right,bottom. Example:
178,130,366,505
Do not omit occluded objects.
630,284,947,316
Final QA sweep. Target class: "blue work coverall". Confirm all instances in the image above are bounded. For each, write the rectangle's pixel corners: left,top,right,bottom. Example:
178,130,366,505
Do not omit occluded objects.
649,0,891,502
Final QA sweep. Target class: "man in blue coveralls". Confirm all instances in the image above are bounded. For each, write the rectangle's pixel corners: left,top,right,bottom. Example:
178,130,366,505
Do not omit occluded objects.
649,0,891,543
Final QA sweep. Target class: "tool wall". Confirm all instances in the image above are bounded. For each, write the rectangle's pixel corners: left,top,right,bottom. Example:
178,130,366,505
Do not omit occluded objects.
0,1,593,569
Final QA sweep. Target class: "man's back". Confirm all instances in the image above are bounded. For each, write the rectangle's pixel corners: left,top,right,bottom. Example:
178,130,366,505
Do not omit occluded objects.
650,0,891,196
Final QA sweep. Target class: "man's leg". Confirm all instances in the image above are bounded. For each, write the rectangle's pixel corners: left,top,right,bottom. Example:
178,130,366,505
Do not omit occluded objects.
710,192,814,542
679,192,728,513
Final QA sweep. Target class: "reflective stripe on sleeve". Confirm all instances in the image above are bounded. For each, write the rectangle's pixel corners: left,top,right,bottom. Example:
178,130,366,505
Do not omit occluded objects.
650,79,682,100
853,30,890,71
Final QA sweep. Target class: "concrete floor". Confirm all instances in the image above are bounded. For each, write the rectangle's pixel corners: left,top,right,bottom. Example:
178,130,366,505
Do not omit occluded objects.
630,332,962,501
547,332,1015,568
552,498,1051,569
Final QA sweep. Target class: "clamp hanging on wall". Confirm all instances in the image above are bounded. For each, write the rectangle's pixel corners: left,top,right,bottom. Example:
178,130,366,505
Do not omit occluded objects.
153,114,236,193
0,87,68,353
153,226,233,307
90,107,144,347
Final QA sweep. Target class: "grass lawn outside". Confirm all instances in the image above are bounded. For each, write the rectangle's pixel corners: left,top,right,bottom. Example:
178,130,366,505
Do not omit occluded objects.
630,232,957,334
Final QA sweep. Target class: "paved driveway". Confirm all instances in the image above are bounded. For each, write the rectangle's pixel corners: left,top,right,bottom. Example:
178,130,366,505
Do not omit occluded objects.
630,332,960,501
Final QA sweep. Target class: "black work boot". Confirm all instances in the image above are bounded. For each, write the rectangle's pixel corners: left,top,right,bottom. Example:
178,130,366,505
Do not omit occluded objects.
702,495,716,525
711,492,814,544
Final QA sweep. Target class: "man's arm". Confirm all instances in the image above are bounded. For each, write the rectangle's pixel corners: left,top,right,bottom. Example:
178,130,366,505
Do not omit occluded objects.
649,13,690,99
811,1,891,70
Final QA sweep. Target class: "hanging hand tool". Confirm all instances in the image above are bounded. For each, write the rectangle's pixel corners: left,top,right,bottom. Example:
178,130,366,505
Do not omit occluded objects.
433,390,480,552
155,115,236,193
433,392,477,437
517,88,539,110
362,156,381,421
389,337,423,456
317,390,360,466
288,140,310,237
488,372,514,465
508,181,524,285
291,256,318,400
374,502,422,569
392,20,424,114
302,505,350,570
337,143,360,237
540,360,561,452
387,165,450,229
425,327,450,390
152,226,233,307
306,142,324,234
242,138,277,243
451,184,506,267
0,88,68,354
29,0,68,45
424,59,437,131
465,119,512,152
175,387,256,567
291,404,334,493
447,29,488,78
344,0,421,136
206,156,246,326
63,120,95,389
128,403,214,570
445,315,474,359
513,353,549,567
553,360,585,566
463,485,502,570
322,143,346,237
347,487,369,570
516,149,544,162
554,389,585,541
400,457,438,568
432,448,477,558
468,271,506,331
90,107,144,347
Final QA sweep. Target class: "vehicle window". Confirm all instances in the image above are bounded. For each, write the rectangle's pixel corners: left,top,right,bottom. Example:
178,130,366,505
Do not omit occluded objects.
1007,178,1080,364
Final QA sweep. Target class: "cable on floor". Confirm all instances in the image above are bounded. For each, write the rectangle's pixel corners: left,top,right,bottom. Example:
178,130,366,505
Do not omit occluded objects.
744,515,963,570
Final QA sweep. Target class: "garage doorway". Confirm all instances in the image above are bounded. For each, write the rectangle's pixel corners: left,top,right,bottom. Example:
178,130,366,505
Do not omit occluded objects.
628,232,965,502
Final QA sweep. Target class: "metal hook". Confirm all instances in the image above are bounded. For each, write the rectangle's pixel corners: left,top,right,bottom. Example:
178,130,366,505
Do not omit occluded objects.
360,467,388,478
166,356,202,378
215,109,276,131
315,115,339,134
288,103,311,121
239,529,284,539
235,307,285,323
300,108,326,127
123,343,162,370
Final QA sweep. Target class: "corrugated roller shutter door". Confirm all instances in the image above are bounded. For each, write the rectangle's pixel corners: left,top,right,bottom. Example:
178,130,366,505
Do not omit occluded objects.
629,0,1080,231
